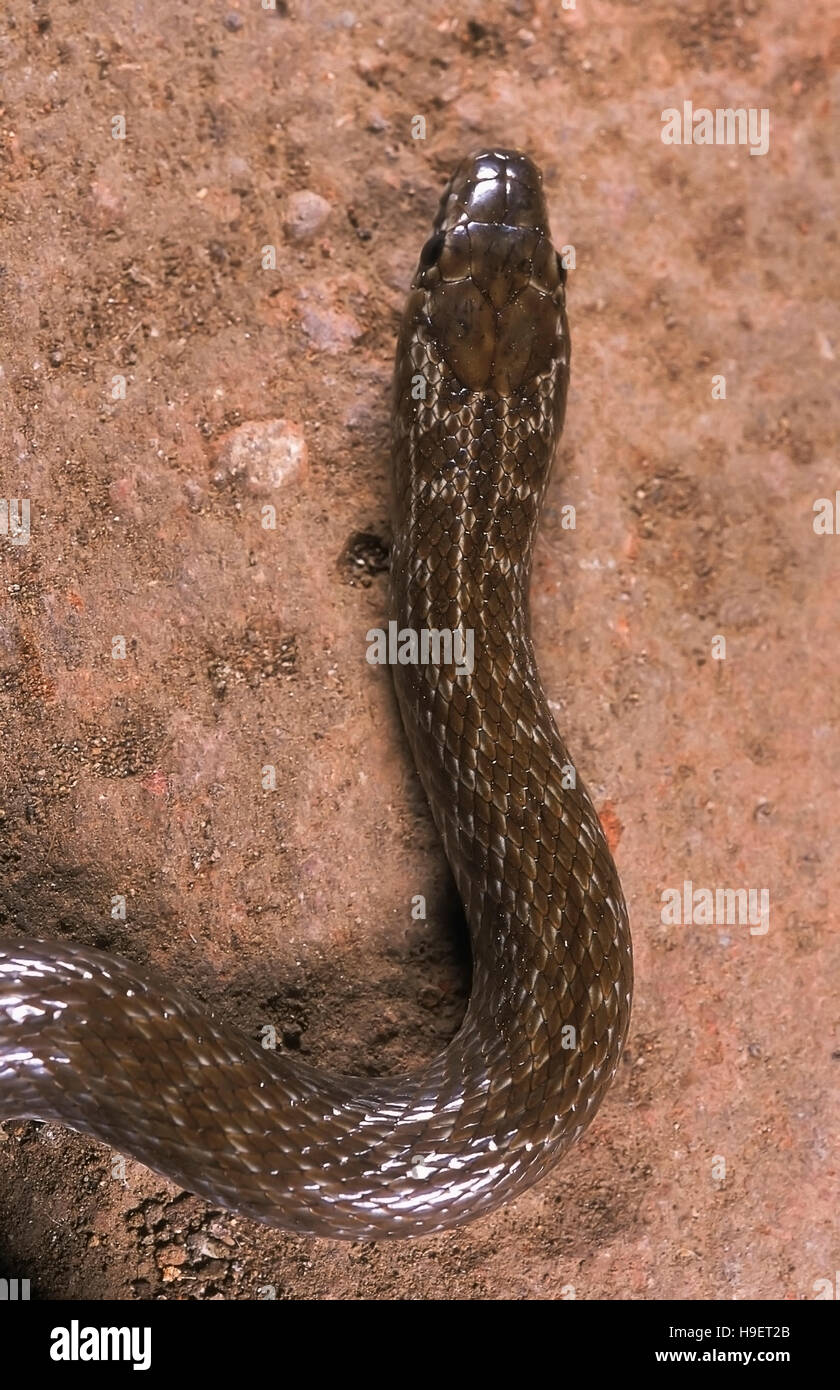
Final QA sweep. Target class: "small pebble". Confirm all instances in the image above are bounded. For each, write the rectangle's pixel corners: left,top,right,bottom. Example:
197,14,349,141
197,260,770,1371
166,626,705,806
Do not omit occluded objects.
299,305,362,353
283,190,332,242
213,418,308,495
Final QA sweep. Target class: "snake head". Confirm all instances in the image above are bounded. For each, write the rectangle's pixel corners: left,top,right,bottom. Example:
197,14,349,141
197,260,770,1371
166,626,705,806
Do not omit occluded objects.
411,148,569,396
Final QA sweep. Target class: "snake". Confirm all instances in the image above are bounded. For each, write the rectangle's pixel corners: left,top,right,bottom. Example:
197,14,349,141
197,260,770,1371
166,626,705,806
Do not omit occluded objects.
0,149,632,1240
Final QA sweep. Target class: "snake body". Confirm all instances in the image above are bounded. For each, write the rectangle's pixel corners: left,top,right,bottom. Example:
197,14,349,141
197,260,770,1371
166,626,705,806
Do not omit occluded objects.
0,150,632,1238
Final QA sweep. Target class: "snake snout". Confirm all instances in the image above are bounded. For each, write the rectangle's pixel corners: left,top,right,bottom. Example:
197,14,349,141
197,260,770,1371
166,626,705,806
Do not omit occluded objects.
437,148,550,236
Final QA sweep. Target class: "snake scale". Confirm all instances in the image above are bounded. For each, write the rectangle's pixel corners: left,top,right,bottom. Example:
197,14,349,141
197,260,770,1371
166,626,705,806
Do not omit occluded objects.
0,150,632,1239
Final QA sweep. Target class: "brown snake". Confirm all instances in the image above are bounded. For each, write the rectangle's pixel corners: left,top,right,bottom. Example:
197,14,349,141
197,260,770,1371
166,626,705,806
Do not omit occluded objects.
0,150,632,1239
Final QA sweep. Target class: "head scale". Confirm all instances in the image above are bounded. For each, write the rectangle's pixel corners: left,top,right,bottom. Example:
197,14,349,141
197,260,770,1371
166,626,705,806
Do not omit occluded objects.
412,148,569,395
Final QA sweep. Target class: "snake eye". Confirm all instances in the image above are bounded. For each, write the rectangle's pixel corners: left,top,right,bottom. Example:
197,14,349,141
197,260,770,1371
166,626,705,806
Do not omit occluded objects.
418,232,445,270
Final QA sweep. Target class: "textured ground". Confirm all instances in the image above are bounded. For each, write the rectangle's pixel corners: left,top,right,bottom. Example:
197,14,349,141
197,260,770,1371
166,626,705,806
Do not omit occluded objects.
0,0,837,1300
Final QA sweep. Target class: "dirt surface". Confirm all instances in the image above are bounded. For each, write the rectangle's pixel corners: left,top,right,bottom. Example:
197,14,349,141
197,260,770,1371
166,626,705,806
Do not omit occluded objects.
0,0,837,1301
